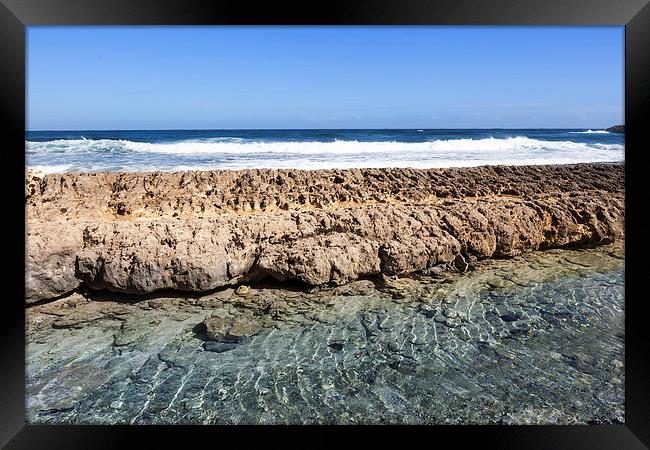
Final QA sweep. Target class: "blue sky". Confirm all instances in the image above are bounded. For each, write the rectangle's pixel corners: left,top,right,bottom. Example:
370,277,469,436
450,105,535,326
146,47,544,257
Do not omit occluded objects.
27,26,624,130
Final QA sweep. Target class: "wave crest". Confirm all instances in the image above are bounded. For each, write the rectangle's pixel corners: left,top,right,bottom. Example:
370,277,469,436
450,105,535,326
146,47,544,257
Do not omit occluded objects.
570,130,610,134
26,136,623,155
25,136,624,173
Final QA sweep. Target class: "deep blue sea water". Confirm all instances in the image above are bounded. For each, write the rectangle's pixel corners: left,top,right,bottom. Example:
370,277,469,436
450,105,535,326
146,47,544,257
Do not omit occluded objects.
26,128,624,173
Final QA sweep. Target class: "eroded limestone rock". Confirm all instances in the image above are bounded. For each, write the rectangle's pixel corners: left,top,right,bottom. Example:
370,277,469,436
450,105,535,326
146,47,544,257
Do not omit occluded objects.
25,164,625,302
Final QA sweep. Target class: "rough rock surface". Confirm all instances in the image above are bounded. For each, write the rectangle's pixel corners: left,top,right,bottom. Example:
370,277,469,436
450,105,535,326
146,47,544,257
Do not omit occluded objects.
26,164,625,303
606,125,624,133
201,315,263,342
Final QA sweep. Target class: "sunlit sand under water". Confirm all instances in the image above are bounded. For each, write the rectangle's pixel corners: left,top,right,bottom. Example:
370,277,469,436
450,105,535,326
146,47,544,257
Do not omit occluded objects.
26,243,624,424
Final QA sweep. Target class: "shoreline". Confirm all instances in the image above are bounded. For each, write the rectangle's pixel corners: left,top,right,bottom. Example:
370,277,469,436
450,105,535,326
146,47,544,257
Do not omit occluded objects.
26,163,625,304
26,242,625,424
25,159,624,176
25,163,626,425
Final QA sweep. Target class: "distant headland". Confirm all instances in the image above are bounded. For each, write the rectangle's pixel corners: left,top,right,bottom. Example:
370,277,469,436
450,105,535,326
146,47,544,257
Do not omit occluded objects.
606,125,624,133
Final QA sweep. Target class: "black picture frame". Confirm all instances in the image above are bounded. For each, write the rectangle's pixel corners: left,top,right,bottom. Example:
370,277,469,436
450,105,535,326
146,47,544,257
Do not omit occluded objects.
1,0,648,447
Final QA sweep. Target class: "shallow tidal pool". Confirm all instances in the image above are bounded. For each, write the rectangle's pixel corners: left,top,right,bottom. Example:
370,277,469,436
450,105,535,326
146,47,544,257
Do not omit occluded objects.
26,243,625,425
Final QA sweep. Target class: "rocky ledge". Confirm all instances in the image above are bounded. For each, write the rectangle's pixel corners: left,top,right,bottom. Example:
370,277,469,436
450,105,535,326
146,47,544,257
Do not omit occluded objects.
605,125,624,133
25,163,625,304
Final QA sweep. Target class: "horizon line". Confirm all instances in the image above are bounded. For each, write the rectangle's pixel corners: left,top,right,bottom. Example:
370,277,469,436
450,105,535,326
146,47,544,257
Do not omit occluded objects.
26,126,623,132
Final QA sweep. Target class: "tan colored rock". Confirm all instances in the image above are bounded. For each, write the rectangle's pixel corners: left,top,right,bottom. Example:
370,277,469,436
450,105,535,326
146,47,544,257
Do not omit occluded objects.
26,221,86,303
25,164,625,303
235,285,251,296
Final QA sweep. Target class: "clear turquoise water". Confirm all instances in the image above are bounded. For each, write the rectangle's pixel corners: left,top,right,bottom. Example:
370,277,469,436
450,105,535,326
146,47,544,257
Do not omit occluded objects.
26,246,624,424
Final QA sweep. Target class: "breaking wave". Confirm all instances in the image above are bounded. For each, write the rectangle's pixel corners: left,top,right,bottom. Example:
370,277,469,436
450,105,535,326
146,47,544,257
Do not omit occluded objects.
25,136,624,173
27,136,623,155
570,130,610,134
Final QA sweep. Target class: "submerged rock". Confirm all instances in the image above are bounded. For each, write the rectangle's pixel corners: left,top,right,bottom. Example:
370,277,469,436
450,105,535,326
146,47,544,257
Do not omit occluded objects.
202,316,263,342
327,340,346,352
203,341,238,353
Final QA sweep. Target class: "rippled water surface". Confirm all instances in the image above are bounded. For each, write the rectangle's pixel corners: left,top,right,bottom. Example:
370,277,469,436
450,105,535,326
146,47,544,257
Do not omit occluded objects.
26,245,624,424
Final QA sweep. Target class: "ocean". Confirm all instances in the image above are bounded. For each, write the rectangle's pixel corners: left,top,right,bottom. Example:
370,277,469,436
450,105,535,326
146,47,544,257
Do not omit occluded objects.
26,128,624,173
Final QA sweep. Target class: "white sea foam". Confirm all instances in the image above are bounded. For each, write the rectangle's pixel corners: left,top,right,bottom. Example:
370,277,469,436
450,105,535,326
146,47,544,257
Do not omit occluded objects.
570,130,610,134
28,164,74,174
26,136,623,155
25,136,624,173
125,136,626,155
